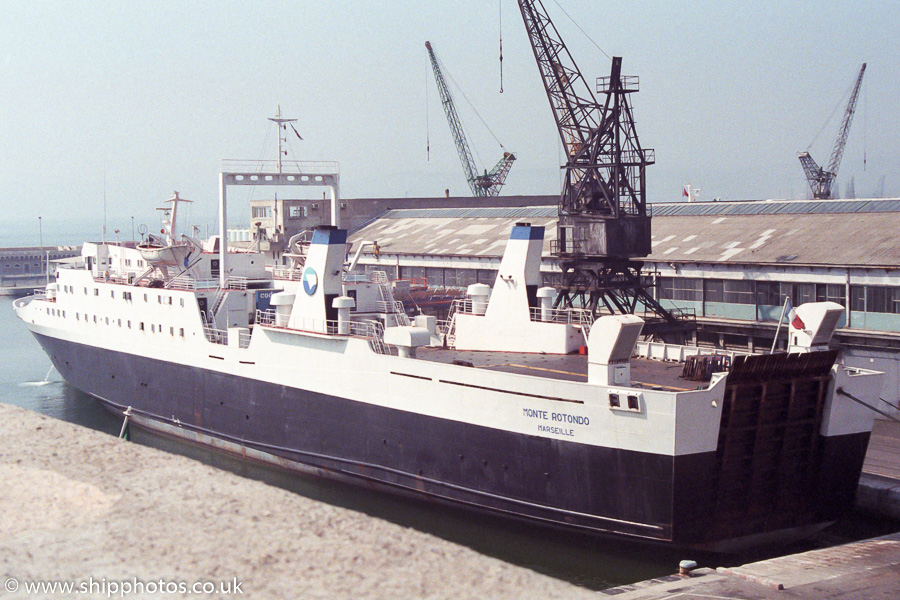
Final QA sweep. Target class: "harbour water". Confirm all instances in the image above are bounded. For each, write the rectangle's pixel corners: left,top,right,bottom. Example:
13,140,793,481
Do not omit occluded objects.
1,292,896,590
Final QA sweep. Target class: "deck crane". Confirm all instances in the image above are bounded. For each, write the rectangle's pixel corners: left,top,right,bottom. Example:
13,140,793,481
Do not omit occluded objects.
426,41,516,197
516,0,690,336
798,63,866,199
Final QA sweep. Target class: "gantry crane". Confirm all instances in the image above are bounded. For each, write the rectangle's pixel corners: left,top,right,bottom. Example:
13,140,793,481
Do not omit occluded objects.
426,41,516,197
516,0,690,336
798,63,866,199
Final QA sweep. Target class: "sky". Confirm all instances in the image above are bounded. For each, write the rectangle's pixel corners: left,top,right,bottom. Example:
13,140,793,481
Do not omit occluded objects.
1,0,898,243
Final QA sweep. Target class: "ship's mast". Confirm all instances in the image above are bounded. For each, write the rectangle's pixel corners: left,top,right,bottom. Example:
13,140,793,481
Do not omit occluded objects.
268,105,298,174
162,191,192,244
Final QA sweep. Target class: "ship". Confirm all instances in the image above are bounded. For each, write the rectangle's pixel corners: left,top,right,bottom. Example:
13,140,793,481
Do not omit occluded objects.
12,168,885,551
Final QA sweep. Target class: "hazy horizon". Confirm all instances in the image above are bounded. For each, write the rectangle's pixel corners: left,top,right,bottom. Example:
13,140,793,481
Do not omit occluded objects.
2,1,898,232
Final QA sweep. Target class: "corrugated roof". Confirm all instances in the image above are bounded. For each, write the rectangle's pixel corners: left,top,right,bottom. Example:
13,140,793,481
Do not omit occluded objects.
349,198,900,267
379,206,558,219
650,197,900,217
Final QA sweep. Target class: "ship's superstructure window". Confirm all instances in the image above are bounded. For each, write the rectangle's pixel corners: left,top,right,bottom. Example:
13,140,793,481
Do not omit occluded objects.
180,298,185,307
84,287,87,295
251,206,272,219
128,320,131,329
151,324,155,333
94,289,99,296
170,327,174,336
140,322,145,331
110,290,115,298
93,316,97,323
179,328,184,337
608,393,620,408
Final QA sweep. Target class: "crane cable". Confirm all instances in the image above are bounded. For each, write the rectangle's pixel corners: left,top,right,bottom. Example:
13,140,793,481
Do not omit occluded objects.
550,0,611,60
441,58,506,153
426,55,431,161
499,0,504,93
806,75,857,152
863,75,867,171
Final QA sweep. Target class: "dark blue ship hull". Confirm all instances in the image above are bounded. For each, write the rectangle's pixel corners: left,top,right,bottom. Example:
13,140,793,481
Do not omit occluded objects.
34,332,869,549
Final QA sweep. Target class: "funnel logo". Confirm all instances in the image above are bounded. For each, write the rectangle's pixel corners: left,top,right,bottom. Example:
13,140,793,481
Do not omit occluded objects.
302,267,318,296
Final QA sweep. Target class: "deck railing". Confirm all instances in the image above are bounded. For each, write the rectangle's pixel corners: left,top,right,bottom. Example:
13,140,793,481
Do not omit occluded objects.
255,309,389,354
529,306,593,327
271,265,303,281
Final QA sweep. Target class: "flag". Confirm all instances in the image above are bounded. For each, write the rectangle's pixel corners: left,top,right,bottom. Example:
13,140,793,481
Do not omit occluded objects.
785,299,805,330
290,123,303,140
683,185,690,198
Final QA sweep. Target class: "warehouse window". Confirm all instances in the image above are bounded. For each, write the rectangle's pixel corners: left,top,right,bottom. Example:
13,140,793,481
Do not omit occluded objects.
399,266,426,281
816,283,846,306
425,267,444,287
865,286,900,314
659,277,702,302
478,269,499,285
723,280,755,304
850,286,866,311
794,283,815,304
705,279,724,302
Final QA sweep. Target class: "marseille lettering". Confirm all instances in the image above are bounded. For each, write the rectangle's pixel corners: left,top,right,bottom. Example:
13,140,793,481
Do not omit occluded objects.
537,424,575,437
522,407,589,438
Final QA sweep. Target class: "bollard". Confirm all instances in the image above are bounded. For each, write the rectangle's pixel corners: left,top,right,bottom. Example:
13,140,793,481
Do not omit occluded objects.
679,559,698,576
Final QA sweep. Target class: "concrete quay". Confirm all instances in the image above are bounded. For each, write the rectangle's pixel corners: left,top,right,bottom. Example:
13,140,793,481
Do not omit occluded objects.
0,402,597,600
858,419,900,520
599,531,900,599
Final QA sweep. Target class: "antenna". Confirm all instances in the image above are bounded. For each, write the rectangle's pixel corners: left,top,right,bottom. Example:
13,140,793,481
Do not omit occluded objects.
267,105,298,173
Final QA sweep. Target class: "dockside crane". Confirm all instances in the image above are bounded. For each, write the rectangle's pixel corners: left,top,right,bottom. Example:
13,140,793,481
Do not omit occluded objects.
798,63,866,199
426,41,516,197
516,0,690,336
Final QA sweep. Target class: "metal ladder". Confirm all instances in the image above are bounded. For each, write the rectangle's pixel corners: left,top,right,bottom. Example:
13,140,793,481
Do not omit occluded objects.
375,275,410,326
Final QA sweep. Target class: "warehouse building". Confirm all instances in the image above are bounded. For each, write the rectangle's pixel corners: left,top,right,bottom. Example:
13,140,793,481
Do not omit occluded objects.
344,197,900,415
